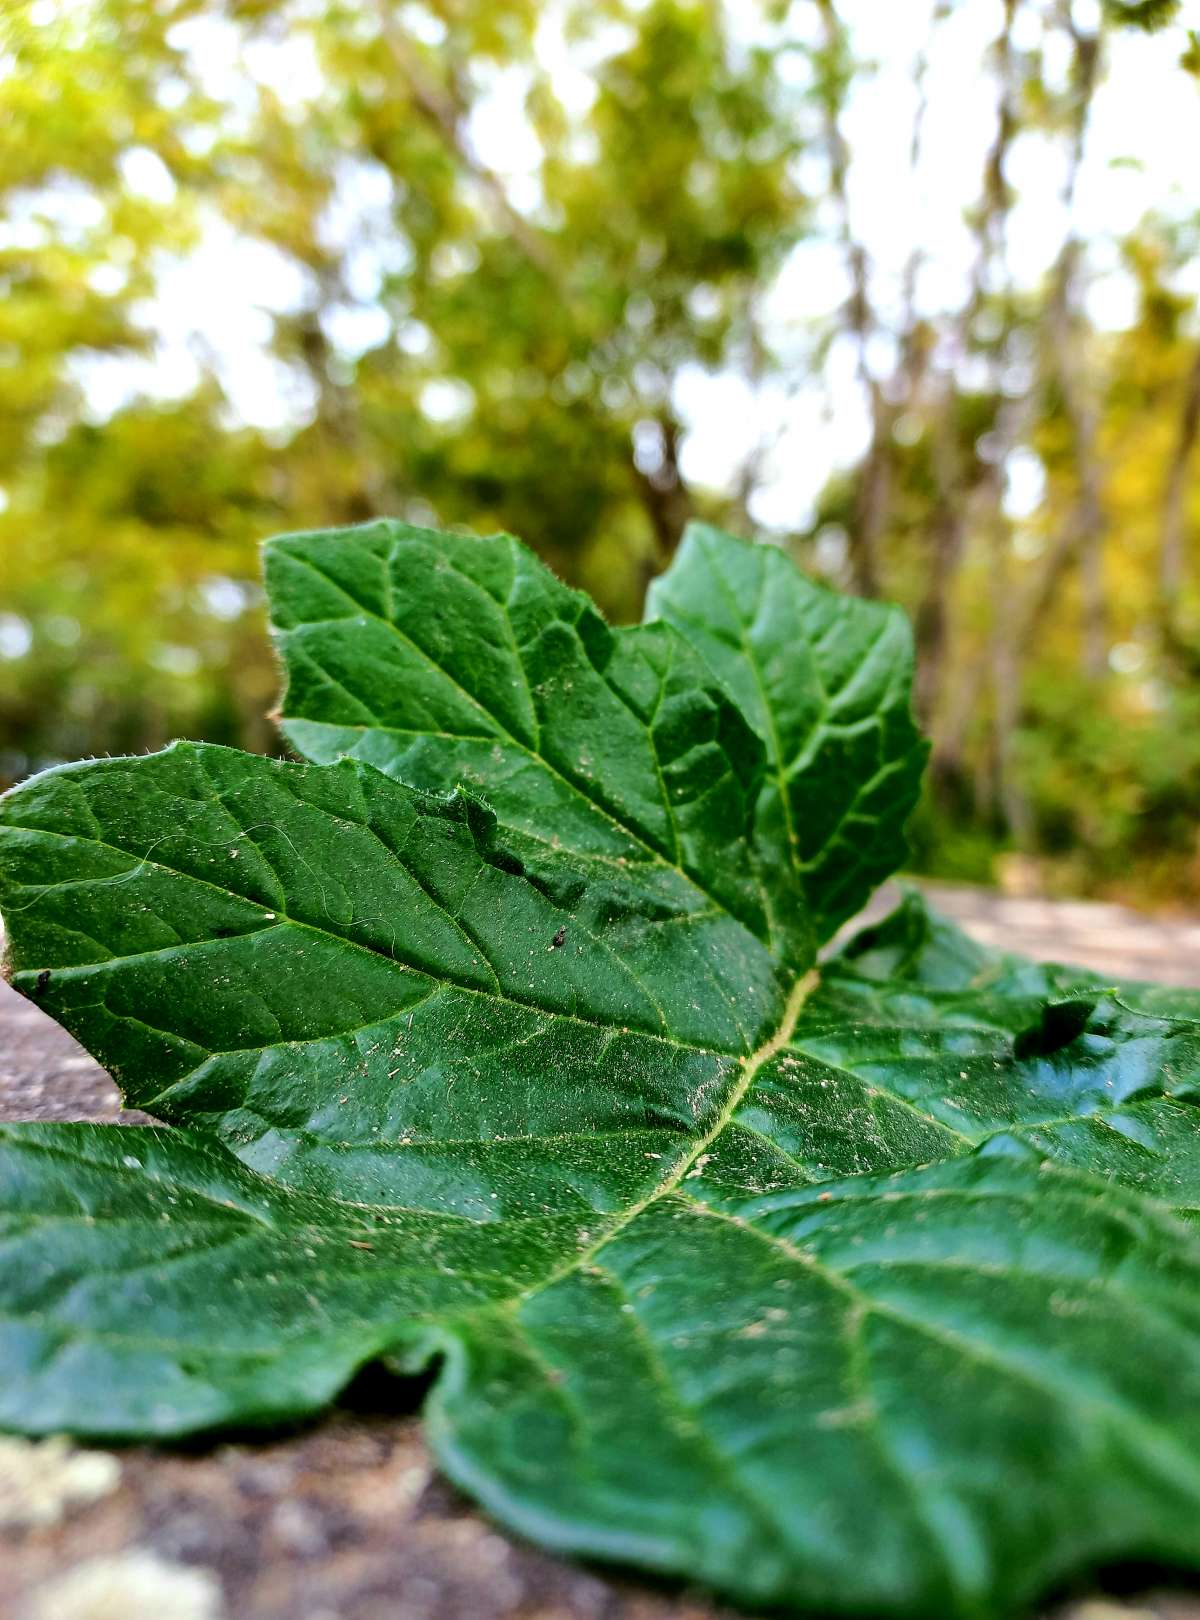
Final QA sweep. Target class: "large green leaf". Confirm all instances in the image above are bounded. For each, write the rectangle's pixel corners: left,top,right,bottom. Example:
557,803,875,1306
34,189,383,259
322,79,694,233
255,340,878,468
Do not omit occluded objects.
6,1123,1200,1616
646,522,928,939
3,524,1200,1619
5,762,1200,1616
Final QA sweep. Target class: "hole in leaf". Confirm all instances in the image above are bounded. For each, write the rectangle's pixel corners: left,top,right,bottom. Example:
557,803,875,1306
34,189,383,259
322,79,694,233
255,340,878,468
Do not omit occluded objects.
1013,994,1103,1059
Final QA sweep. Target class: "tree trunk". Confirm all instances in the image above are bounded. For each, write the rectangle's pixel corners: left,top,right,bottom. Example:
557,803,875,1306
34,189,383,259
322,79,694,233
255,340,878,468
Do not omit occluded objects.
915,393,969,727
1160,338,1200,615
813,0,883,596
919,0,1018,744
631,414,692,569
1048,15,1107,678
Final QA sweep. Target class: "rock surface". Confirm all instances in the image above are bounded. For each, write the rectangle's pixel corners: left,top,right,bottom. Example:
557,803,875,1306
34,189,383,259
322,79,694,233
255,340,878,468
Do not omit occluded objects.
3,883,1200,1620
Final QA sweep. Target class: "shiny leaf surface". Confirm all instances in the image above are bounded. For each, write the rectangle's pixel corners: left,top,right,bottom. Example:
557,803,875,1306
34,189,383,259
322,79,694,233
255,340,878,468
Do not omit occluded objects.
3,526,1200,1619
647,523,928,939
268,520,811,968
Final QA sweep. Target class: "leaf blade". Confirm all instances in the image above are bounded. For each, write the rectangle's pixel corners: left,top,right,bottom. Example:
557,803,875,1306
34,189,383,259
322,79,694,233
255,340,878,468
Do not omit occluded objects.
267,520,812,968
4,521,1200,1620
0,1122,590,1438
8,1126,1200,1618
426,1155,1200,1618
0,742,785,1203
646,523,928,939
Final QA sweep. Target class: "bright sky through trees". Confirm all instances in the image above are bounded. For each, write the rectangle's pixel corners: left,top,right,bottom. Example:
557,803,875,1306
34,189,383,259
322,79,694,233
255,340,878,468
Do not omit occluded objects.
43,0,1200,529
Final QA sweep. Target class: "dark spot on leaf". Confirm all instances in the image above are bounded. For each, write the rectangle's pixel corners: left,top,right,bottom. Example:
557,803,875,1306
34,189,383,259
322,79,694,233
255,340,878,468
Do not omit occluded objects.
551,925,567,949
1014,995,1102,1059
33,969,51,998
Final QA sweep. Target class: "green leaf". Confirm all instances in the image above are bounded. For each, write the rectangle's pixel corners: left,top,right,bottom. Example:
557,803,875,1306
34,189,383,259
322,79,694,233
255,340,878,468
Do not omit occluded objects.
4,526,1200,1619
6,1121,1200,1617
646,522,928,940
267,519,812,969
778,895,1200,1209
0,741,785,1198
1101,0,1181,31
0,1121,581,1438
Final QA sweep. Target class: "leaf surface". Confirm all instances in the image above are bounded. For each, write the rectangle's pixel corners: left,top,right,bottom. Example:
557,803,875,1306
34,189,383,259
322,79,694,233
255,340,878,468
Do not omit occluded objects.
267,520,810,967
3,527,1200,1619
0,1121,581,1437
5,1120,1200,1618
5,764,1200,1616
646,523,928,939
0,742,784,1201
760,893,1200,1209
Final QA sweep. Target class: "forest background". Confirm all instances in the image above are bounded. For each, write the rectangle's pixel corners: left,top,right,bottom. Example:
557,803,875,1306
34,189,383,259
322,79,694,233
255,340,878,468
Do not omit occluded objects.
2,0,1199,906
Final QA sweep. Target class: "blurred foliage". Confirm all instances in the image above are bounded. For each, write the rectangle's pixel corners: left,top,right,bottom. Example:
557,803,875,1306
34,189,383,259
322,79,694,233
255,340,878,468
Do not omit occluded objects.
0,0,1198,906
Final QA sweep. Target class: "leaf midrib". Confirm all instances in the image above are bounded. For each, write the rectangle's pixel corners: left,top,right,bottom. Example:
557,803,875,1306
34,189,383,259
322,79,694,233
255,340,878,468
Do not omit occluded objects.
502,968,822,1312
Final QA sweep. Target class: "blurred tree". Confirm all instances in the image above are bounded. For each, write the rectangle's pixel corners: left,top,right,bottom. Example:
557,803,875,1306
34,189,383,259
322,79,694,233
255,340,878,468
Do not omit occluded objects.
0,0,1198,903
